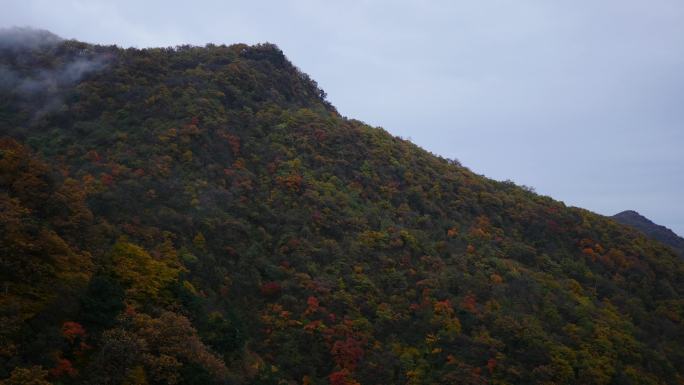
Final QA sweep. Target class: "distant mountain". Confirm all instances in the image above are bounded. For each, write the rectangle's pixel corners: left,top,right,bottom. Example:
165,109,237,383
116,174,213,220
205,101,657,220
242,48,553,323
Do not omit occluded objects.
613,210,684,257
1,29,683,385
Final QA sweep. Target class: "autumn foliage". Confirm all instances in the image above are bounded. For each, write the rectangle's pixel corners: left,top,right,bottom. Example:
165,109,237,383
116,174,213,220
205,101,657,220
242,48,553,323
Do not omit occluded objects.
0,33,683,385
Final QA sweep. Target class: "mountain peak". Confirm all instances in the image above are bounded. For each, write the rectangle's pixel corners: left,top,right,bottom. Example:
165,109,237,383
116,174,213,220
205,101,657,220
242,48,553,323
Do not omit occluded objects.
613,210,654,224
613,210,684,256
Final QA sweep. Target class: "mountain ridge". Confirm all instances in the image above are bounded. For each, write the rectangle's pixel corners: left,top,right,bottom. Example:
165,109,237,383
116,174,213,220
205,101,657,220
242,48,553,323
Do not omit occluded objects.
612,210,684,257
1,31,683,385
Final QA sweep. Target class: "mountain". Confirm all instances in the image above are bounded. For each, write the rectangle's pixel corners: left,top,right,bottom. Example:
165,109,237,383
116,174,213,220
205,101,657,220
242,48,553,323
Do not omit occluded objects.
1,28,683,385
612,210,684,257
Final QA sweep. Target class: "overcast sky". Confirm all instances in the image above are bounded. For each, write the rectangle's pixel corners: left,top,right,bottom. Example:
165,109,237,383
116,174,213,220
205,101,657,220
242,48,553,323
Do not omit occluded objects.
3,0,684,235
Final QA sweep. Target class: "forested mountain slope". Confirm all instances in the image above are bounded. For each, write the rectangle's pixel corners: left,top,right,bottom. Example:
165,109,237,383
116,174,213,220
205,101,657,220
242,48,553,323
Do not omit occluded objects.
1,29,683,385
612,211,684,258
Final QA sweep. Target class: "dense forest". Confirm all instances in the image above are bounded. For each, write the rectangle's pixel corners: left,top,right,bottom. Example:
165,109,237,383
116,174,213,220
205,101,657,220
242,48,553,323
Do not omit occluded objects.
1,29,683,385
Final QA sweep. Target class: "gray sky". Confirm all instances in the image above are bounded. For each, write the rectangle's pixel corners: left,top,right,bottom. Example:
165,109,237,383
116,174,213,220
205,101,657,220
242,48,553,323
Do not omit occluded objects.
3,0,684,235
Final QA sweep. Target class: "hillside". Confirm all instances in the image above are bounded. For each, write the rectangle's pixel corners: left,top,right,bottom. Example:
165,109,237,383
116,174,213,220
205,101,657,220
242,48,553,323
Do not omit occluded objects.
612,211,684,257
1,29,683,385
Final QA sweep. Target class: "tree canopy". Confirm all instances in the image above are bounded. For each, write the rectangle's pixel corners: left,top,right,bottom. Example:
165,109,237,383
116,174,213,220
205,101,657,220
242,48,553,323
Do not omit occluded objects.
1,36,683,385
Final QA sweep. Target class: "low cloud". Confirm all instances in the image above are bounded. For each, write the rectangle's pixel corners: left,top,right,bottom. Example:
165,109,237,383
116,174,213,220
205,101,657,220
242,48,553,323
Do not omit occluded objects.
0,26,63,51
0,27,110,119
0,57,108,94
